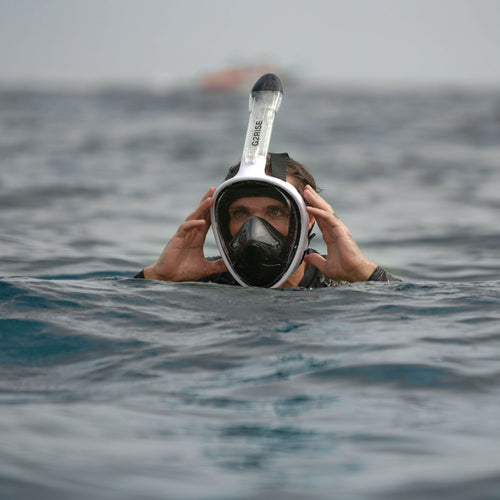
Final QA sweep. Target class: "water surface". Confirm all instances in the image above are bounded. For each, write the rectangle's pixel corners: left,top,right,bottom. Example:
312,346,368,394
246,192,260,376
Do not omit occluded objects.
1,83,500,499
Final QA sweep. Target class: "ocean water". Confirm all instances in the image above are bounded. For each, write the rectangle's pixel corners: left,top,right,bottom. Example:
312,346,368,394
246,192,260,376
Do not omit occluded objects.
1,81,500,499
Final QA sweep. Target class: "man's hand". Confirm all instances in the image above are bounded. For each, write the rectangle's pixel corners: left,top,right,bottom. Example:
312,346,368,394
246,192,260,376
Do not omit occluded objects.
302,185,377,282
144,187,227,282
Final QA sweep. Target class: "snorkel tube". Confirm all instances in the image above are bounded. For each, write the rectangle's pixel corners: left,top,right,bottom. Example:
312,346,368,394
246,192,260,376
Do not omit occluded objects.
239,73,283,175
211,74,311,288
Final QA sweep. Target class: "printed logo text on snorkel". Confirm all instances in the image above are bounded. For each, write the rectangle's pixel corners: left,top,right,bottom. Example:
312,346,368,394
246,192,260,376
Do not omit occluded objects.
251,121,262,146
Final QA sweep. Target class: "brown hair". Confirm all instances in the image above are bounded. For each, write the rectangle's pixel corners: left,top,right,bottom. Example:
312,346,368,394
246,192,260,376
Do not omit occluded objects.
225,153,319,194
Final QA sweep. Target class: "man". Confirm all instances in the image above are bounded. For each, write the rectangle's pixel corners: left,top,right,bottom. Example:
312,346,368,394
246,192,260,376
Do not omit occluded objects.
135,154,397,288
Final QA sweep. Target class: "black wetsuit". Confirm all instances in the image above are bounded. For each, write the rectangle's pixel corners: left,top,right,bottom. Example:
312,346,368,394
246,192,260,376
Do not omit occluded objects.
134,249,398,288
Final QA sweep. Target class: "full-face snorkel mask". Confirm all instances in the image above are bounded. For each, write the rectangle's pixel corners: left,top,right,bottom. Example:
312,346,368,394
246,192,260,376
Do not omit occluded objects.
211,74,310,288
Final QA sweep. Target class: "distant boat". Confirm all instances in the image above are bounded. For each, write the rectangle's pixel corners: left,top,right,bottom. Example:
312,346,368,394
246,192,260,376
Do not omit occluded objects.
199,64,294,92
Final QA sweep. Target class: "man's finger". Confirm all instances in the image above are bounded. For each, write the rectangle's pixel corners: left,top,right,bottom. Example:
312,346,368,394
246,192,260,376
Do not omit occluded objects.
176,219,206,236
206,258,228,275
306,206,342,229
303,252,327,274
200,186,216,203
186,195,214,221
303,185,334,212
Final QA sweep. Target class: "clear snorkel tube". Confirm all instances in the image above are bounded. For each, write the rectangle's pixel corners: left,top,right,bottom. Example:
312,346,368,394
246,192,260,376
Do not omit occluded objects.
239,74,283,176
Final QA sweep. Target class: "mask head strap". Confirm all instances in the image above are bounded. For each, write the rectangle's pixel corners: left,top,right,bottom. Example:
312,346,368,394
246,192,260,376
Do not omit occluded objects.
269,152,289,181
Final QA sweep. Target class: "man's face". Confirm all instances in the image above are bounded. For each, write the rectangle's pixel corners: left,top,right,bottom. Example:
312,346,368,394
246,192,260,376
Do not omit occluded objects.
228,196,290,237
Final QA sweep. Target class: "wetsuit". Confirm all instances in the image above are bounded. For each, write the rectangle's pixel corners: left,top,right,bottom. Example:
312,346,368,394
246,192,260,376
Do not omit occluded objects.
134,249,398,288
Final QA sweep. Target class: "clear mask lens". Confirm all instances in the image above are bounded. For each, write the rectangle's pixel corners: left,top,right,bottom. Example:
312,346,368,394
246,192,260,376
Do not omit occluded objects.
214,181,303,287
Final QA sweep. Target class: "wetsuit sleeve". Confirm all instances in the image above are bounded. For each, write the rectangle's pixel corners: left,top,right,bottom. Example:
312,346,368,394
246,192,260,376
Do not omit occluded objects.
367,266,399,282
134,270,145,279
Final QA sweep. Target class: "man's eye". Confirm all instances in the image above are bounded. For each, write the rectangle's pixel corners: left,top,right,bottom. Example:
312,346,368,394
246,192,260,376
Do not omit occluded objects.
269,207,287,217
232,210,247,219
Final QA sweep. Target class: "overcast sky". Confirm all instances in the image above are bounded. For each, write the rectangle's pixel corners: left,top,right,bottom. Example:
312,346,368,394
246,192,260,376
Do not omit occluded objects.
1,0,499,86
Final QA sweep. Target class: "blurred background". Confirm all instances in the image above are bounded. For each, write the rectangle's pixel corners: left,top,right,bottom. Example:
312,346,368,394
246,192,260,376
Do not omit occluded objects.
1,0,499,280
2,0,499,87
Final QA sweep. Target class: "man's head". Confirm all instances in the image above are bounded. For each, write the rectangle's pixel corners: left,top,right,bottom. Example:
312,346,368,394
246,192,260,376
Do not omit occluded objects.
221,153,317,239
211,153,315,287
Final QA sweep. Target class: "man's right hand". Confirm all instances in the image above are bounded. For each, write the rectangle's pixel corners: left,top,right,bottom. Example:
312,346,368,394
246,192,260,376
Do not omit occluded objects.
302,185,377,282
143,187,228,282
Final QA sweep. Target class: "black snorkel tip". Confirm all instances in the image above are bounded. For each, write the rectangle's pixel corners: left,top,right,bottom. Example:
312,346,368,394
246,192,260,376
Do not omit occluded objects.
251,73,283,94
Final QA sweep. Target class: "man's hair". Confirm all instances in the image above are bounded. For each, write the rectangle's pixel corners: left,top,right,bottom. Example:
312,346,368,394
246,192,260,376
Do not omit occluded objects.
224,153,319,194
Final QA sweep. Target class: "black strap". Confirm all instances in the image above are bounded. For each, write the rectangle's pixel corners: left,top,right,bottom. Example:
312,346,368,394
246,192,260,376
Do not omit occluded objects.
269,152,288,181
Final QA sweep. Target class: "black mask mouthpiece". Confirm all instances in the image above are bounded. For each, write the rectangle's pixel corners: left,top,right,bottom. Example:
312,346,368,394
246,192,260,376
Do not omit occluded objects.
229,216,290,287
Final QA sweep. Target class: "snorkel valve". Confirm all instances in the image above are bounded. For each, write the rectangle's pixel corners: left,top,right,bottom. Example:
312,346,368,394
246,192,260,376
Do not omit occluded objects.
239,74,283,175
